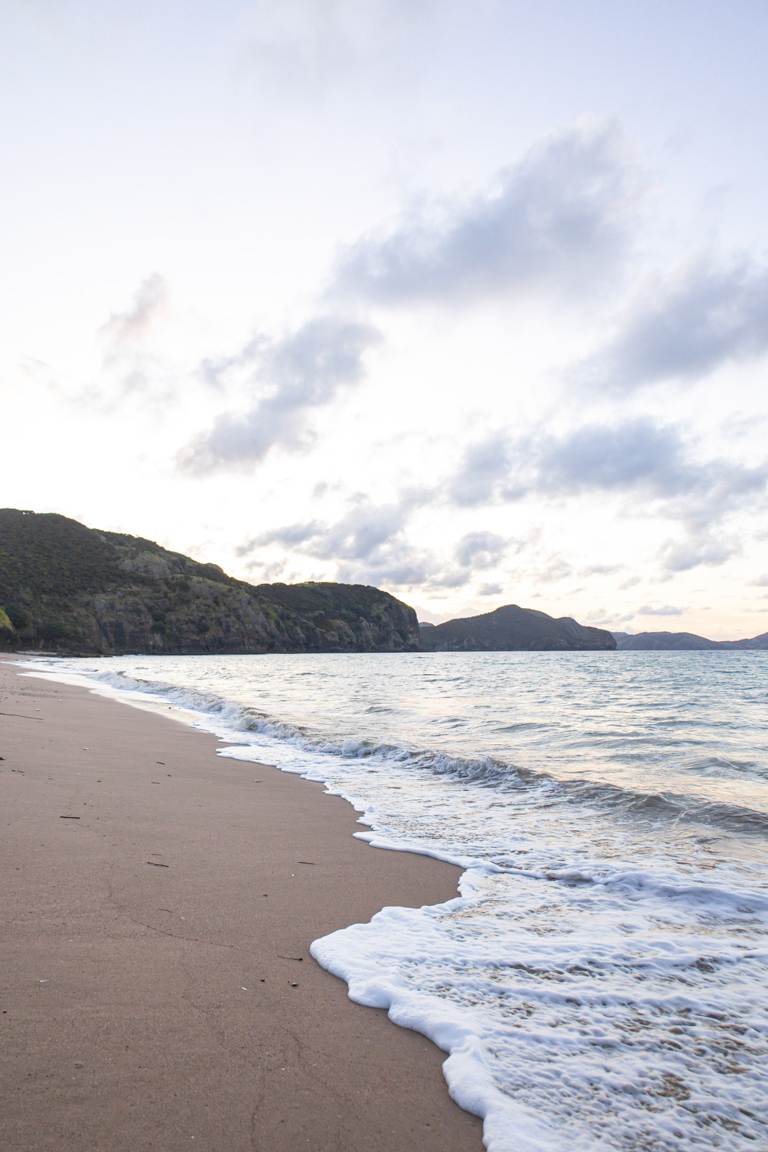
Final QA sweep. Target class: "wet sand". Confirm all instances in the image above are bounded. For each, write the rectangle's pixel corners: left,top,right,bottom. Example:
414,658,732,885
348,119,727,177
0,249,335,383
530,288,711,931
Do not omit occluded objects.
0,659,482,1151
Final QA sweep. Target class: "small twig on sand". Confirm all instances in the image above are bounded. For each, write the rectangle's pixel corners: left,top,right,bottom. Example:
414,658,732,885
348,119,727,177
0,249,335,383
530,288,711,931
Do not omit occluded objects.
146,860,170,868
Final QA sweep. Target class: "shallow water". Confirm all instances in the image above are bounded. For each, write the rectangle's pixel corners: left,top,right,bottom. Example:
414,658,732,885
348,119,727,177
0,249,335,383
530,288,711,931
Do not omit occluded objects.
23,651,768,1151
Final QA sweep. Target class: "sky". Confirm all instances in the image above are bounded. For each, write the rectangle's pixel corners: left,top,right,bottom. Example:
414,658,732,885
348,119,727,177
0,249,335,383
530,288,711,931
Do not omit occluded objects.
2,0,768,637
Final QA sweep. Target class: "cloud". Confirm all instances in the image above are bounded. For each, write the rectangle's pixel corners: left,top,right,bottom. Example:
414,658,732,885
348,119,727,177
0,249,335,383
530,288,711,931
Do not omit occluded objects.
245,497,513,591
637,604,685,616
87,274,172,406
449,419,701,507
334,126,634,305
659,535,738,573
253,501,406,563
580,258,768,391
584,609,636,629
535,419,691,495
454,531,508,569
580,563,623,576
534,556,573,584
198,335,267,391
449,434,514,506
178,316,381,474
236,522,321,555
245,497,431,588
450,417,767,526
100,274,167,356
451,418,684,505
620,575,642,590
245,0,433,97
448,416,766,574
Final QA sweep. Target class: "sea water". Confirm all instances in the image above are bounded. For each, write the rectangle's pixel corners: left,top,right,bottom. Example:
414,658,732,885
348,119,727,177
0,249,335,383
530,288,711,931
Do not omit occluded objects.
21,651,768,1151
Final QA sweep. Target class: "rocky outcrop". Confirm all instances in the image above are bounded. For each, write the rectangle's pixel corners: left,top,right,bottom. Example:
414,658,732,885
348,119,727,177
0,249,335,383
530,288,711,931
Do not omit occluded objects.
0,509,419,655
420,604,616,651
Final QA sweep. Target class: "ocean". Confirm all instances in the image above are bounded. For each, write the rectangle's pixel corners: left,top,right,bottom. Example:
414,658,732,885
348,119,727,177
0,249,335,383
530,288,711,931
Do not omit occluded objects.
21,651,768,1151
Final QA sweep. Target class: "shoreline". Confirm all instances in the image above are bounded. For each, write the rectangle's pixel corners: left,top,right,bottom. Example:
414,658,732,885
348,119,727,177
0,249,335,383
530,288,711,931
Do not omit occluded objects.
0,658,482,1152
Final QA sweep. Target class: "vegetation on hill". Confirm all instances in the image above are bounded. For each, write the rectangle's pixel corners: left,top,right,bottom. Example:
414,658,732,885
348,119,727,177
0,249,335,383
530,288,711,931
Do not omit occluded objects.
0,509,419,655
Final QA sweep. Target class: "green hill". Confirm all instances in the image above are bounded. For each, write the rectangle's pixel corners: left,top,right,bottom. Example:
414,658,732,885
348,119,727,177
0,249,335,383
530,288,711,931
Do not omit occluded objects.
0,509,419,655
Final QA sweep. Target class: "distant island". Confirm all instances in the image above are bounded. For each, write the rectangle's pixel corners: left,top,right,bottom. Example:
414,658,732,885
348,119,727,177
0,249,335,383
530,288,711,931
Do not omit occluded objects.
420,604,615,651
612,630,768,651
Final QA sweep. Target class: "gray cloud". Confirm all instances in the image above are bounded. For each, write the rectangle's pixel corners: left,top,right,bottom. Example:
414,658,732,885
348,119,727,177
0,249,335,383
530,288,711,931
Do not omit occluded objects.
451,417,767,522
451,418,684,505
236,522,321,556
198,335,267,391
449,435,514,506
246,496,512,591
254,501,406,564
535,419,690,496
620,575,642,590
478,582,504,597
659,535,738,573
580,258,768,391
448,419,701,507
454,531,508,569
334,126,634,305
535,557,573,584
178,316,381,474
637,604,685,617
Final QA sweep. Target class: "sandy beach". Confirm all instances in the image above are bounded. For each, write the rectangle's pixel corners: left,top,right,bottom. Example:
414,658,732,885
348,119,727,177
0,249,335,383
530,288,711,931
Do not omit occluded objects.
0,659,482,1152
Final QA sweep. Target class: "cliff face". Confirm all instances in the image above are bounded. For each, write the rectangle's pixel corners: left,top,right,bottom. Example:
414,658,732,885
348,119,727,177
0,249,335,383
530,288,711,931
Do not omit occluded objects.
0,510,419,655
420,604,616,651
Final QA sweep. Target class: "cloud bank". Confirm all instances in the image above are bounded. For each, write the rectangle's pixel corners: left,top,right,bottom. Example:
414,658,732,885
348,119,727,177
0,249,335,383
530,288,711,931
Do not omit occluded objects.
449,416,766,572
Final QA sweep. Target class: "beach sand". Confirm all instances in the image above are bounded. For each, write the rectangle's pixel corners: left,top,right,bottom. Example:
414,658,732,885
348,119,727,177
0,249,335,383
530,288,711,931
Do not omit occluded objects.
0,659,482,1152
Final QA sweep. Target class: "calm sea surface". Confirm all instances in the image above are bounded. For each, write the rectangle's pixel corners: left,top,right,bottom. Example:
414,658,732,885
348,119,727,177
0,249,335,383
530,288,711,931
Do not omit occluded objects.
24,651,768,1152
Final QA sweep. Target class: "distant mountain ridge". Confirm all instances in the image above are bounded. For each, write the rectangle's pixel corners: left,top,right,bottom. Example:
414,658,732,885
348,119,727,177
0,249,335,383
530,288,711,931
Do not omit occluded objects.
613,629,768,651
0,510,419,655
419,604,616,651
8,508,763,658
